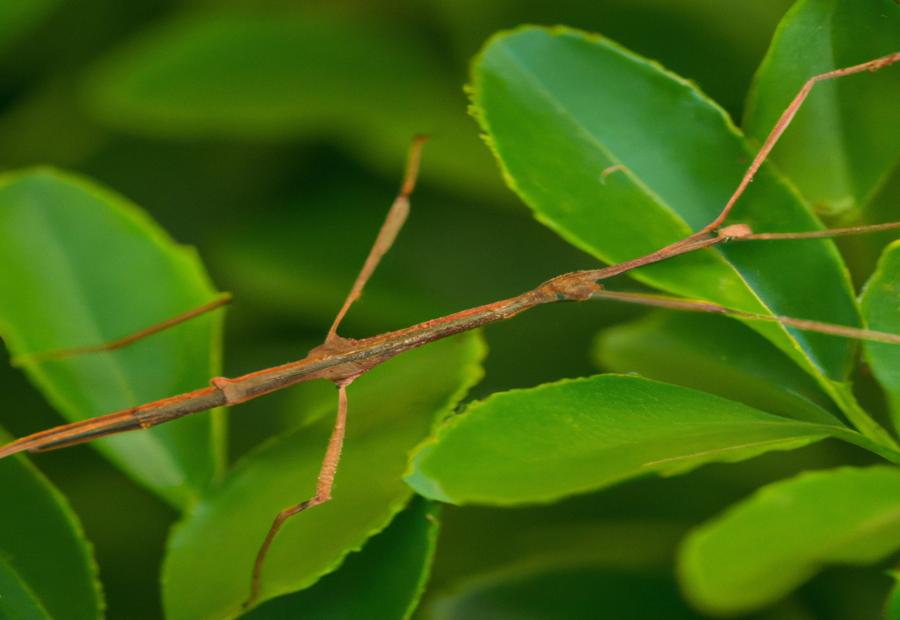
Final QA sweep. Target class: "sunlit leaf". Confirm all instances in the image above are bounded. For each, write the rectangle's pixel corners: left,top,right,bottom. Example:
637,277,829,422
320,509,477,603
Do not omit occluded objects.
163,333,484,620
0,429,103,620
679,466,900,614
406,375,867,505
0,169,225,507
743,0,900,216
471,26,861,405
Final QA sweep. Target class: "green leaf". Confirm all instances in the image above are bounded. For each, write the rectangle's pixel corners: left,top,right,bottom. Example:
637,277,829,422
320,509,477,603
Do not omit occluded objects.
0,0,58,55
679,466,900,615
428,568,706,620
0,429,103,620
244,497,440,620
406,374,855,505
85,10,501,197
0,557,52,620
887,571,900,620
860,240,900,433
593,311,839,425
471,27,860,400
0,168,225,507
163,333,485,620
743,0,900,216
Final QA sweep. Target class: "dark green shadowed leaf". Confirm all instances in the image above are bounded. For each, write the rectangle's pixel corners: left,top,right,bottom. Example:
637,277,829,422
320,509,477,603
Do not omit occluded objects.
679,466,900,615
860,240,900,433
84,11,501,197
428,567,705,620
887,572,900,620
406,375,859,506
163,334,484,620
471,27,860,399
593,311,839,425
244,498,440,620
0,169,225,507
0,429,103,620
743,0,900,216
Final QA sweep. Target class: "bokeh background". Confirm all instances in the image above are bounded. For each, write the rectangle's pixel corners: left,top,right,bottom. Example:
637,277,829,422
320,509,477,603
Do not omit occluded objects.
1,1,897,618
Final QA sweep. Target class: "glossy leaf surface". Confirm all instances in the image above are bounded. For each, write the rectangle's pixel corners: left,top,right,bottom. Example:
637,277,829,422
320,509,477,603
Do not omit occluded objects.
163,334,484,620
0,430,102,620
407,375,846,505
680,466,900,614
471,26,859,392
743,0,900,216
0,169,225,507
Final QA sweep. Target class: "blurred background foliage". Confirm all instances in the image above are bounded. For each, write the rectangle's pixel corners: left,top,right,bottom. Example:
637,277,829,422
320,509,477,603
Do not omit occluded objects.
0,1,897,618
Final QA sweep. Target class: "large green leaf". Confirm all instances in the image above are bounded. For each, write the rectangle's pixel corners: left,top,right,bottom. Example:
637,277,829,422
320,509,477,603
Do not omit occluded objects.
471,27,861,404
861,240,900,433
679,466,900,615
593,311,839,424
244,497,440,620
163,333,484,620
0,430,103,620
743,0,900,216
84,10,501,197
0,169,225,507
406,375,873,506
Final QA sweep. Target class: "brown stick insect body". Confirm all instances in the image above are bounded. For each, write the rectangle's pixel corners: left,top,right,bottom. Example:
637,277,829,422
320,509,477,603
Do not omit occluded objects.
1,51,899,608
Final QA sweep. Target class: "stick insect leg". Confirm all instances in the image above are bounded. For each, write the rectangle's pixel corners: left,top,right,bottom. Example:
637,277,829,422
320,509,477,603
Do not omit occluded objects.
244,381,351,609
11,292,233,366
694,51,900,238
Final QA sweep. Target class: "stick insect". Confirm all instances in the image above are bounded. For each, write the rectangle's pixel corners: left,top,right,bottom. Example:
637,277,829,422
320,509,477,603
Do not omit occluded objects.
1,51,900,610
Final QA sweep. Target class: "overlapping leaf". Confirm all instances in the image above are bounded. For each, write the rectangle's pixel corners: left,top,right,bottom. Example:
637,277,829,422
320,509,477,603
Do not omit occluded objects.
743,0,900,216
471,26,860,399
679,466,900,614
0,169,225,507
406,375,877,506
861,240,900,433
163,334,484,620
0,429,102,620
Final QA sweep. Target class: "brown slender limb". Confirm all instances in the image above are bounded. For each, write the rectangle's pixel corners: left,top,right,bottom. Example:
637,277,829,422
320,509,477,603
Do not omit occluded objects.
326,135,428,342
737,220,900,241
244,381,351,610
694,51,900,238
591,289,900,346
10,292,233,367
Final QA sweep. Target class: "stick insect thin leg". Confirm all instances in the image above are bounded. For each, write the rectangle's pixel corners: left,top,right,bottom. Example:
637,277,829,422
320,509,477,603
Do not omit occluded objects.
11,292,233,366
244,381,351,609
695,51,900,237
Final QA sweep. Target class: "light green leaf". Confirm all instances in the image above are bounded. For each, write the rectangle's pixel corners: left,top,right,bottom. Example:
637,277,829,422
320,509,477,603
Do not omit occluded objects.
0,0,58,55
0,168,225,507
679,466,900,615
406,375,862,506
85,10,501,197
244,497,440,620
593,311,839,425
163,333,485,620
471,27,861,406
743,0,900,216
0,429,103,620
861,240,900,433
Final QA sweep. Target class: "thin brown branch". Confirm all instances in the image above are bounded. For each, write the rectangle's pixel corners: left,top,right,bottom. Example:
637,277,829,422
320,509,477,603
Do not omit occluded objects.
10,293,233,367
739,221,900,241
